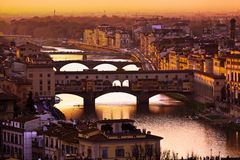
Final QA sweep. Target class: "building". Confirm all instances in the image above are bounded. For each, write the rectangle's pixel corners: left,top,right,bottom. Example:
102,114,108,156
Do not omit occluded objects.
213,56,226,76
78,119,163,160
1,116,41,159
26,64,55,100
194,71,225,102
39,122,79,160
1,114,55,160
83,25,131,49
225,53,240,102
17,42,42,57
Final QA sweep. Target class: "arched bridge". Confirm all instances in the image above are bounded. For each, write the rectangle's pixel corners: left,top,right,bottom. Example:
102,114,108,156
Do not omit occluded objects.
55,70,194,110
53,60,142,72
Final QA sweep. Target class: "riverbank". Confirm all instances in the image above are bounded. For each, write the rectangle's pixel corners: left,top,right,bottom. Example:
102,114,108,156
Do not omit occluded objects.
165,93,240,131
165,93,206,114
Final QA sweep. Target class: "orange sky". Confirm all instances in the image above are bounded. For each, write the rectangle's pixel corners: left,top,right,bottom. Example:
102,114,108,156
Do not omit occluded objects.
1,0,240,15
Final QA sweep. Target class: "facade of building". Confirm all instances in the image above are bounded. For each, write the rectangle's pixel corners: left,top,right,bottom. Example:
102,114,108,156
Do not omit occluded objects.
78,119,162,160
26,64,55,99
1,116,41,160
194,71,225,102
225,53,240,102
83,25,131,49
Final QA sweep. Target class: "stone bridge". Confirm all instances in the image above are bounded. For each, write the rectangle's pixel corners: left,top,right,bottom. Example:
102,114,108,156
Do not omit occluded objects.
55,70,194,111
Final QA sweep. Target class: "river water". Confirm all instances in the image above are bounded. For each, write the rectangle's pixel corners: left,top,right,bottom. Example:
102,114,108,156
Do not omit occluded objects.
48,46,240,158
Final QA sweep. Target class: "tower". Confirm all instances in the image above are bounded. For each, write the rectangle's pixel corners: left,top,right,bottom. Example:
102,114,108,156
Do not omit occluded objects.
230,18,236,41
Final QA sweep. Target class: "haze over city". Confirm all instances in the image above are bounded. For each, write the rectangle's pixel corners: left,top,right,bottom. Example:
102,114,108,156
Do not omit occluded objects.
1,0,240,159
2,0,240,16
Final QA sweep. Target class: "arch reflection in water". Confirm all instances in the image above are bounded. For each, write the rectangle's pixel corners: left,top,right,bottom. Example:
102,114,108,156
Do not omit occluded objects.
149,94,181,105
54,94,84,119
60,63,89,71
96,92,136,105
93,64,117,71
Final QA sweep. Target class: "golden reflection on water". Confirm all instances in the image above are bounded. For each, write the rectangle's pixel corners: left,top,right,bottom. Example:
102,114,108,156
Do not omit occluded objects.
95,105,135,120
50,54,83,61
55,93,240,157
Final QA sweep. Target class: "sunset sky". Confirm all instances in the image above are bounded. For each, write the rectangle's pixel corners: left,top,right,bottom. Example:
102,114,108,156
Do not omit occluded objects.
1,0,240,15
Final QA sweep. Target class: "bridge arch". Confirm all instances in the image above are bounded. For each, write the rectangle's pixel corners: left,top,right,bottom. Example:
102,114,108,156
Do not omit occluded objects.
93,63,118,71
122,80,130,87
112,80,121,87
122,64,140,71
60,63,89,72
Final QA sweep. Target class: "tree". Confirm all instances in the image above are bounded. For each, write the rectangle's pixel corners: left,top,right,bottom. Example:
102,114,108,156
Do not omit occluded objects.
25,91,35,113
101,124,113,133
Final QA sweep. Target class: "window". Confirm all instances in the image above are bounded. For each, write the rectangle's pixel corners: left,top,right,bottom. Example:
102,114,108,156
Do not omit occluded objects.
45,137,49,147
48,80,51,85
50,138,54,148
39,74,43,78
76,76,79,79
145,144,153,157
65,76,69,79
39,80,43,85
48,86,51,91
115,147,125,157
102,147,108,158
87,147,92,158
29,74,33,78
15,135,18,144
40,86,43,91
3,132,6,142
19,135,22,145
55,140,58,148
47,74,51,77
11,134,14,143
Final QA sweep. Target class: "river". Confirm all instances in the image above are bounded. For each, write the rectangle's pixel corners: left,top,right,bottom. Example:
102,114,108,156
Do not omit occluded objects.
48,46,240,158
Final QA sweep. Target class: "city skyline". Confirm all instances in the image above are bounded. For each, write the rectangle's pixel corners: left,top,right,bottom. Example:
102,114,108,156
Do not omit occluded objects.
2,0,240,16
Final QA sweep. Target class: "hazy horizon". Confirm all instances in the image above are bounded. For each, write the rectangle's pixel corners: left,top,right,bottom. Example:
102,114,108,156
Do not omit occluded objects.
1,0,240,17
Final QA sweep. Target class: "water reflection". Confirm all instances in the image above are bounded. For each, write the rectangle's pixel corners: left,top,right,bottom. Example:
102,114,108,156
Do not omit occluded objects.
55,93,240,157
50,54,83,61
